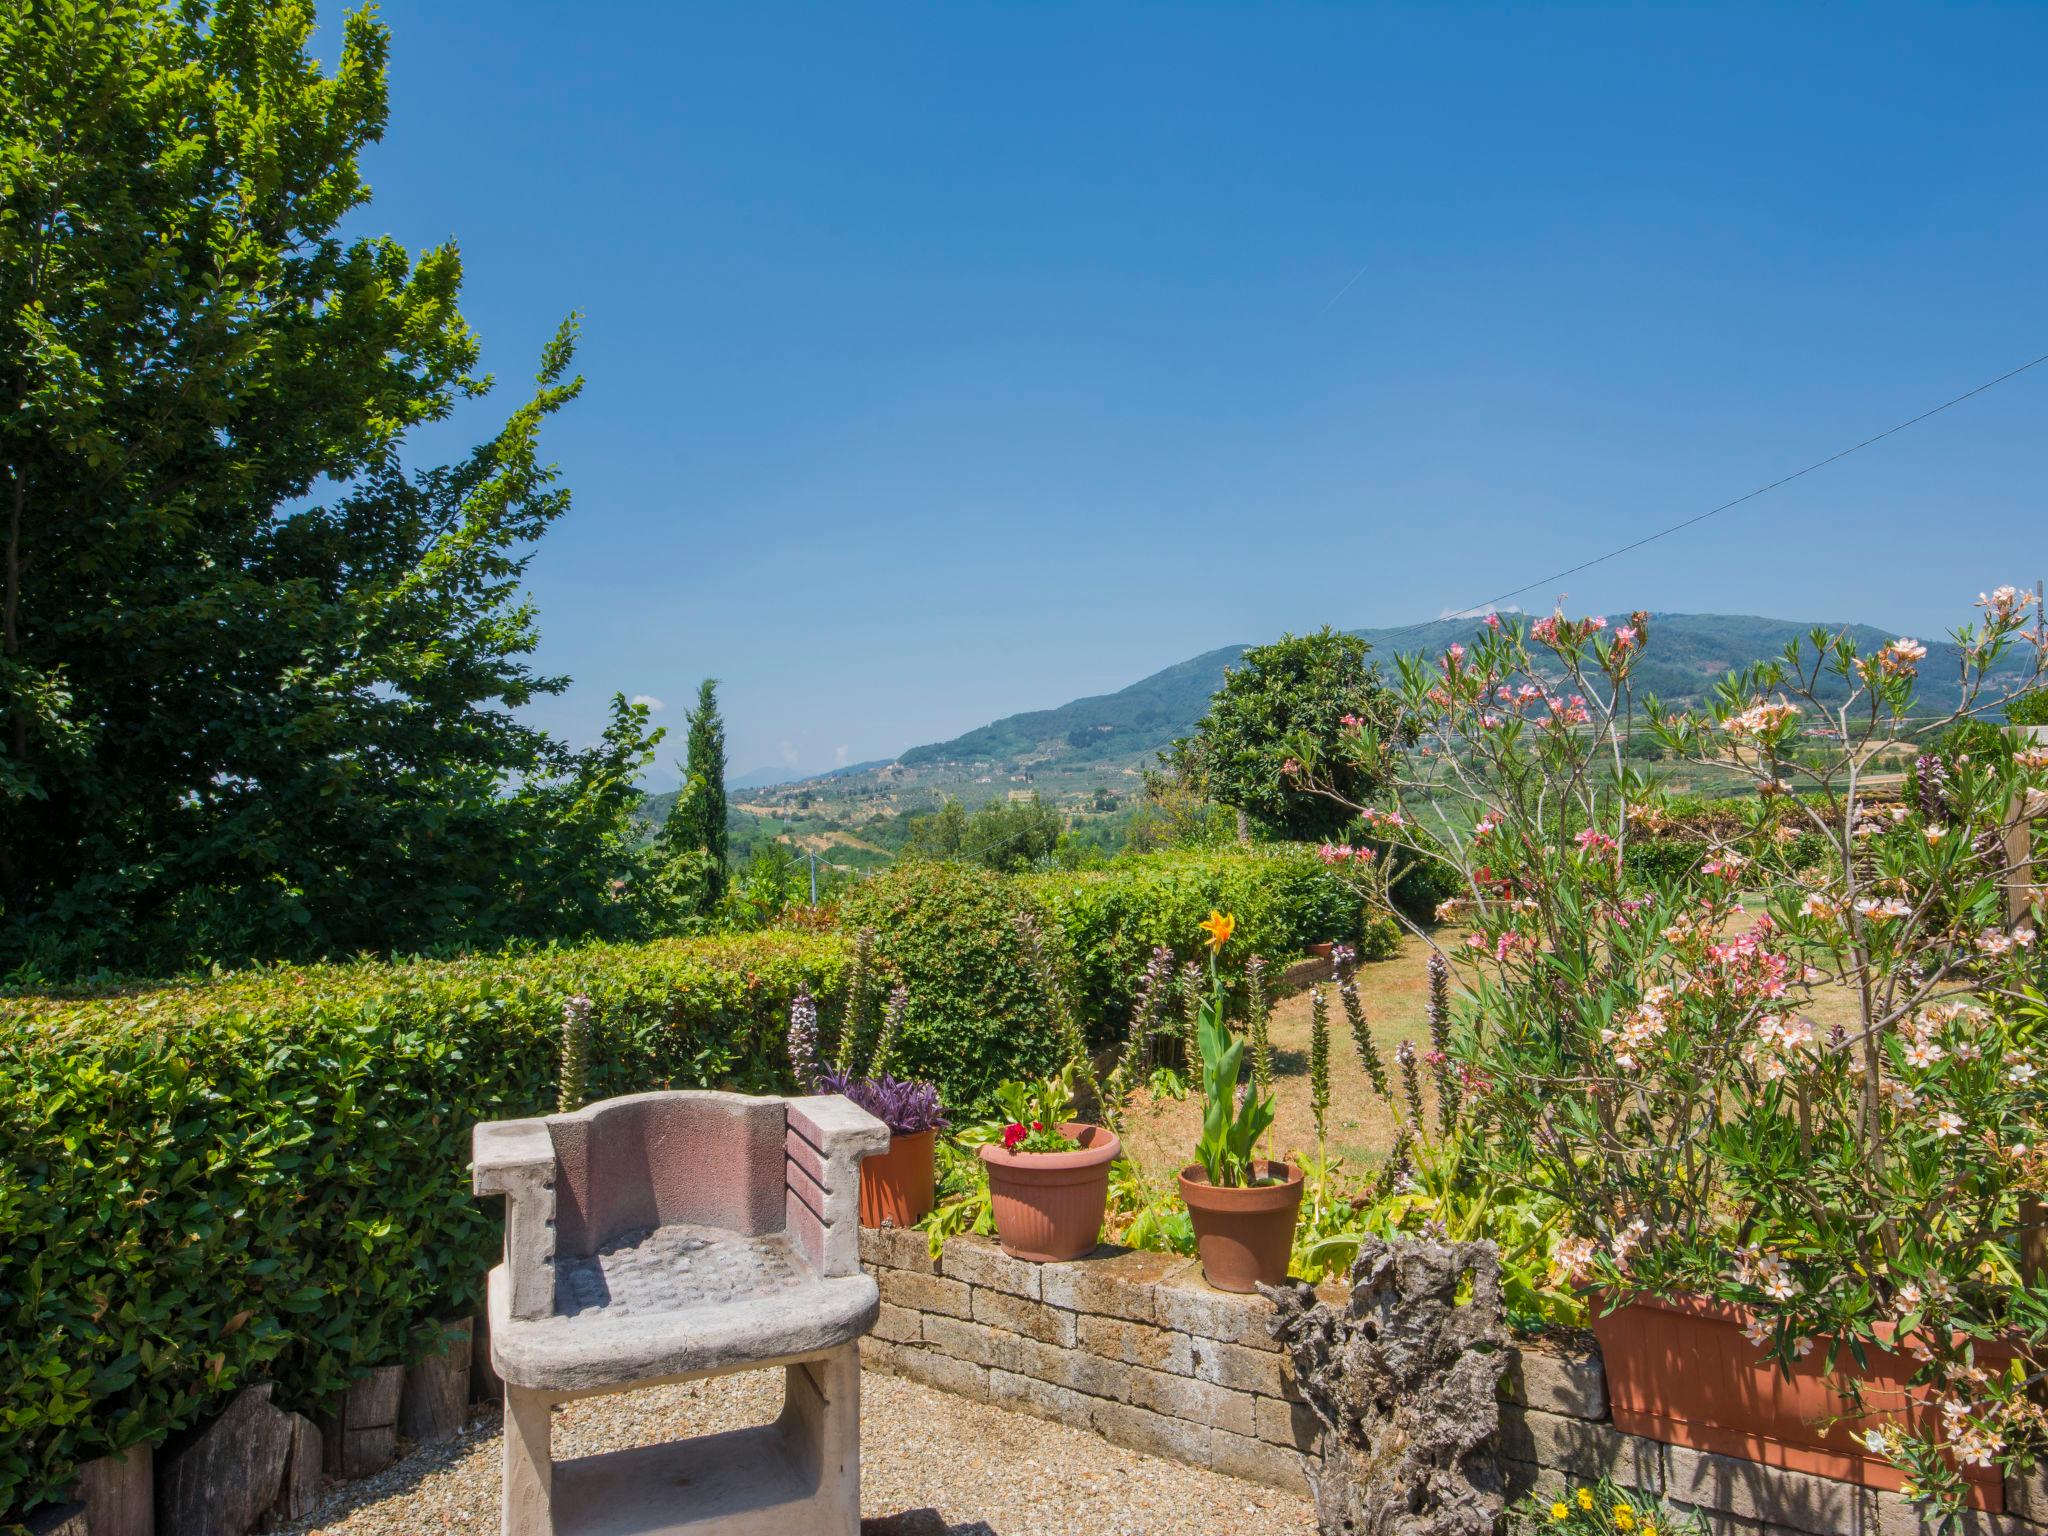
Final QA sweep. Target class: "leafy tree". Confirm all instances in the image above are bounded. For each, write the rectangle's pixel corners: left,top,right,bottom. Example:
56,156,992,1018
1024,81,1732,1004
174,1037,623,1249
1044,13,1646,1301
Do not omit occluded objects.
904,793,1062,872
0,0,664,973
2007,688,2048,728
664,678,729,899
1167,627,1397,841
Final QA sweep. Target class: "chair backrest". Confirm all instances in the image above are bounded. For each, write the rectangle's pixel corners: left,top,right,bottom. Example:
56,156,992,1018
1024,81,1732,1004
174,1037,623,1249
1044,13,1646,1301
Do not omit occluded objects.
546,1090,788,1260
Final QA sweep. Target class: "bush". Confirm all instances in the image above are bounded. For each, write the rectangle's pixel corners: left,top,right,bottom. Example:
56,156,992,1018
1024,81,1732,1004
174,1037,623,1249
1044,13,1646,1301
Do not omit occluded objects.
1018,846,1370,1041
838,862,1065,1113
0,930,846,1520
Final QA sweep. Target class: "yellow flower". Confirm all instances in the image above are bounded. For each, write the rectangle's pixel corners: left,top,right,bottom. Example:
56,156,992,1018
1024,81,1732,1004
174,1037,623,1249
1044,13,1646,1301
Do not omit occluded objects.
1550,1502,1570,1522
1642,1525,1659,1536
1199,909,1236,952
1577,1490,1594,1512
1613,1506,1635,1531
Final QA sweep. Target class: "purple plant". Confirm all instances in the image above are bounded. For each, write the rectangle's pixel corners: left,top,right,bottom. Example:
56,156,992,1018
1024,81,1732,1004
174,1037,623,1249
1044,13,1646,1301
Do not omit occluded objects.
815,1068,949,1136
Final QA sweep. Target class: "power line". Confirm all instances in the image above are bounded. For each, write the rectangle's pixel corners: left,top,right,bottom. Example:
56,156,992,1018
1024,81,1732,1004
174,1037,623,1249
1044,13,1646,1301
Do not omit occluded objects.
1377,350,2048,646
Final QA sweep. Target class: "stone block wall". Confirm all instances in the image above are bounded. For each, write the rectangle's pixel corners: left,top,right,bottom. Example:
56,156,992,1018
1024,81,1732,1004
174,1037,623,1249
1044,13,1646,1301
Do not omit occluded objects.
861,1227,2048,1536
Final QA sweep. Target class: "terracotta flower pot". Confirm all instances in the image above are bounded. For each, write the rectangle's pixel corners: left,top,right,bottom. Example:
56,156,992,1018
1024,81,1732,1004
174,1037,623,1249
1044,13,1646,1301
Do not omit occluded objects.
858,1128,937,1229
1592,1292,2014,1511
979,1122,1119,1262
1178,1161,1304,1292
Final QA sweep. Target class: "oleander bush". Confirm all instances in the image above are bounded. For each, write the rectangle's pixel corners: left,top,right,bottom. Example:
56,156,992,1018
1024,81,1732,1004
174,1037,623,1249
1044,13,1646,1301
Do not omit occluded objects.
0,930,847,1521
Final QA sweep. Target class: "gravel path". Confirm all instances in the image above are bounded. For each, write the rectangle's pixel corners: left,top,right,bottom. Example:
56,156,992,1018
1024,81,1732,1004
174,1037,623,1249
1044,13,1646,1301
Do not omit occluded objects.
277,1367,1316,1535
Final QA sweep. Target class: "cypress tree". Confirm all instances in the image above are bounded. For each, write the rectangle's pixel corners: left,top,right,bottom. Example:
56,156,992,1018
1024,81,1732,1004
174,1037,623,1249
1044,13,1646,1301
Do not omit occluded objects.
665,678,729,899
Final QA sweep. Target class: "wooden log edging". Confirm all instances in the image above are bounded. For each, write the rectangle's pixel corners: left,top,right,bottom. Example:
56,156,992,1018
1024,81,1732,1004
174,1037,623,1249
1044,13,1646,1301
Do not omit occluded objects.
860,1226,2048,1536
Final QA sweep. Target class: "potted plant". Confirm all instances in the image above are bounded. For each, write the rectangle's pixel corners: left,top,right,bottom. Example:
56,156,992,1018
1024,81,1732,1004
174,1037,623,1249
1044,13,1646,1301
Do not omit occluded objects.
1291,593,2048,1520
793,979,949,1227
978,1067,1119,1261
816,1067,948,1226
1177,910,1304,1291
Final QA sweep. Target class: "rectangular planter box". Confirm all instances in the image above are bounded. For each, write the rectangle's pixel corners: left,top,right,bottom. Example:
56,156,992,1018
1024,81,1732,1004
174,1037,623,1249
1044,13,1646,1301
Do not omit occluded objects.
1593,1293,2007,1512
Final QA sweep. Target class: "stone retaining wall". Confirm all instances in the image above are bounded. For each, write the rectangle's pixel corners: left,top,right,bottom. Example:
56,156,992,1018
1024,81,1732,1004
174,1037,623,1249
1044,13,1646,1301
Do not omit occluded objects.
861,1227,2048,1536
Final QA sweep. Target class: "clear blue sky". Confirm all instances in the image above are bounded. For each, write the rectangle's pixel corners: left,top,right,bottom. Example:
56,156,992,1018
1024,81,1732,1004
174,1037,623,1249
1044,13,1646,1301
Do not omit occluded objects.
345,3,2048,786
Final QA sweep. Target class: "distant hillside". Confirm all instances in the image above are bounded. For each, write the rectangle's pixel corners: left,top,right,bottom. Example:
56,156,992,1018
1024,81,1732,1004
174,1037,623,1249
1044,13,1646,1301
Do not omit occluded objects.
692,612,2032,836
895,612,1992,776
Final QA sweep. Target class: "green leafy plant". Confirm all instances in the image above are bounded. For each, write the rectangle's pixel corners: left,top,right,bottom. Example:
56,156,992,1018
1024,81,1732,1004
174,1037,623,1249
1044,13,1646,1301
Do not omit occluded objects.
1191,916,1277,1187
994,1069,1083,1153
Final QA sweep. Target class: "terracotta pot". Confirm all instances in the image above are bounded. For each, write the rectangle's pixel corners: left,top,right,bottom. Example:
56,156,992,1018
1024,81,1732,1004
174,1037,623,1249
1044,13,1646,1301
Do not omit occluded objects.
1307,941,1335,960
1592,1293,2015,1511
1179,1161,1304,1292
979,1122,1119,1262
858,1128,937,1229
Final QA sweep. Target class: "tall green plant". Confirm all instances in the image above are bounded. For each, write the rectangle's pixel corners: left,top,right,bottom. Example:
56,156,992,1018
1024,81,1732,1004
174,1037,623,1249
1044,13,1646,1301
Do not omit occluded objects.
0,0,670,976
666,679,730,900
1191,914,1276,1187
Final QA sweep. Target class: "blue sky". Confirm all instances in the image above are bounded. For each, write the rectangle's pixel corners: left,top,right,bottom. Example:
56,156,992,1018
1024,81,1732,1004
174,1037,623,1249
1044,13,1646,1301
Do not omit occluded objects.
346,3,2048,786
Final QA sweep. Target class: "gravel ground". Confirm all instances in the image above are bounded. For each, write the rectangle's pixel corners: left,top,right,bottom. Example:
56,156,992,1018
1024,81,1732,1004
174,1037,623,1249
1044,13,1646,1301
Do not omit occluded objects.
276,1367,1316,1535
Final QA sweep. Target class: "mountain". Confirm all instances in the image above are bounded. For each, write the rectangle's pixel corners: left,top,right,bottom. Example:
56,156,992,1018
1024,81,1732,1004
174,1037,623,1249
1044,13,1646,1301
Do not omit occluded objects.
713,612,2031,838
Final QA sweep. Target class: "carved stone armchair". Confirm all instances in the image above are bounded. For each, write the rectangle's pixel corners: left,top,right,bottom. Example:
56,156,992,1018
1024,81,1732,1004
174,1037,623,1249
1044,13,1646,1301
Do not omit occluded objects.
473,1089,890,1536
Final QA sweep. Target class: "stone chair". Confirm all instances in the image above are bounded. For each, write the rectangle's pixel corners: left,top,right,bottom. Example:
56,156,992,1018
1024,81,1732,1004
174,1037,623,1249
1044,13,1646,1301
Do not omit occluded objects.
473,1089,891,1536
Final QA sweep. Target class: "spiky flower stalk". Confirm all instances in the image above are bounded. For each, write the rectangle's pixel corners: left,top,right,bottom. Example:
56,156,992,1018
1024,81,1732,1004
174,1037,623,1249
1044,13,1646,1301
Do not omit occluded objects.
870,985,909,1076
1120,944,1176,1081
1308,986,1331,1160
1178,959,1206,1077
1014,910,1103,1122
1334,949,1389,1100
788,988,821,1090
1914,753,1950,825
1368,1123,1414,1202
558,993,594,1113
1245,953,1273,1102
1425,950,1460,1132
835,927,879,1074
1396,1037,1424,1128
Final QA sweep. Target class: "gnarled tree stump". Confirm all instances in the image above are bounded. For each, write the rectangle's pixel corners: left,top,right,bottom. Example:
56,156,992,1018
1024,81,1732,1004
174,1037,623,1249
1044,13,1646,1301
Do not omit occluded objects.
1261,1237,1508,1536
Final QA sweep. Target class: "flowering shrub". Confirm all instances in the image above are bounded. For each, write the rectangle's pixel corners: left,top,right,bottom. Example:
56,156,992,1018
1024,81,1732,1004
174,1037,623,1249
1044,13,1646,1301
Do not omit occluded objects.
1295,591,2048,1516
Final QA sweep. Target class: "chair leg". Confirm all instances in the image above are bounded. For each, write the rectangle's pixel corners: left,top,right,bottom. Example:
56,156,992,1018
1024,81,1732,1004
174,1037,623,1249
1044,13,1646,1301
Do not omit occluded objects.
779,1345,861,1530
502,1384,554,1536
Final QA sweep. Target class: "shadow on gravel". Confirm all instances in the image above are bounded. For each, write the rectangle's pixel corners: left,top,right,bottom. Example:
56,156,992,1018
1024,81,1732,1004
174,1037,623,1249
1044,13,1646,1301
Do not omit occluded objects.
863,1512,999,1536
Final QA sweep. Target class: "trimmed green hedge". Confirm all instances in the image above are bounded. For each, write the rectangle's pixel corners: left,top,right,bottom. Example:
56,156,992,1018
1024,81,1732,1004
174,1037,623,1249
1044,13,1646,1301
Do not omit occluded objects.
839,861,1065,1113
0,931,846,1520
1019,846,1377,1041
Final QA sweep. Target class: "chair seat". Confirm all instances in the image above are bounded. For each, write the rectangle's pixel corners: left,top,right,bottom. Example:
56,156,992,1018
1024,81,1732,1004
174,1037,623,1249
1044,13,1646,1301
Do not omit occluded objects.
488,1222,879,1394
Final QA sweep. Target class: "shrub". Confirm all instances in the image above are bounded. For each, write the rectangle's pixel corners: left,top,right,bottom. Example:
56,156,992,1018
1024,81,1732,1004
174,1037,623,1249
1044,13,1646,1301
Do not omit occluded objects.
1305,597,2048,1518
1018,846,1369,1040
0,930,846,1520
839,861,1065,1112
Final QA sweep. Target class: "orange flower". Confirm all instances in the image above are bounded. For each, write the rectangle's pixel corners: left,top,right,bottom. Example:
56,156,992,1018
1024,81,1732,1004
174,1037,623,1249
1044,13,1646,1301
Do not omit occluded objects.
1199,910,1236,952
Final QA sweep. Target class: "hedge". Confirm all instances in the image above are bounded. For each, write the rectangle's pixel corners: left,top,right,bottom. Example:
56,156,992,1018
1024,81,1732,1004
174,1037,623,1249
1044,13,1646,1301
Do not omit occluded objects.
837,860,1066,1113
0,930,847,1521
1018,845,1384,1042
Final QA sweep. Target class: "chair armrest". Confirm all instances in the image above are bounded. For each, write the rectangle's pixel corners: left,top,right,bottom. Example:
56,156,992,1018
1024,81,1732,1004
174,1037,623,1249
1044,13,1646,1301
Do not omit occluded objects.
472,1118,557,1320
785,1095,891,1278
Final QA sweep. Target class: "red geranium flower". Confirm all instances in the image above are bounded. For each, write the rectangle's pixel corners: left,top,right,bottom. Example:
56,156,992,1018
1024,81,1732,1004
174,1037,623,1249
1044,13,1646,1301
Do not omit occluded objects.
1002,1122,1026,1151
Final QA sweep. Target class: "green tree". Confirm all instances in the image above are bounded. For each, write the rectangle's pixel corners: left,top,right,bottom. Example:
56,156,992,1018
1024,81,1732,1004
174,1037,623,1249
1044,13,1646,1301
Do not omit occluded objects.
904,793,1062,872
0,0,663,972
1167,627,1397,841
664,678,730,899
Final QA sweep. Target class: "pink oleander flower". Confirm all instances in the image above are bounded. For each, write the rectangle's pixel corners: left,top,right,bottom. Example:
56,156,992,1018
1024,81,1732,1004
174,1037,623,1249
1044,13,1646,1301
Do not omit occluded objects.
1485,612,1502,630
1879,637,1928,675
